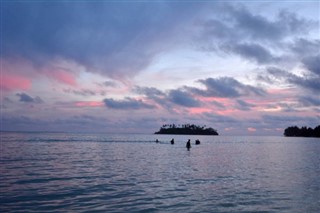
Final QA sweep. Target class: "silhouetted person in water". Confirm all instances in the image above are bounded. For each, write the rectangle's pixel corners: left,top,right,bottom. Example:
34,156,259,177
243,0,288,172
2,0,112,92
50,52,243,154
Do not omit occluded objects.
186,139,191,151
170,138,174,145
195,139,200,145
156,139,159,143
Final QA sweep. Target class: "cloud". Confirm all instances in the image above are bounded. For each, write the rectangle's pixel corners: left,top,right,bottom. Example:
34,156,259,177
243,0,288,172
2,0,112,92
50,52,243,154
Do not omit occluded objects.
262,114,319,126
135,86,201,108
211,100,225,109
134,86,169,108
103,97,155,110
196,3,316,65
264,67,320,92
302,54,320,76
1,72,32,92
290,76,320,92
299,96,320,107
247,127,256,132
74,101,103,107
202,112,238,123
230,6,284,40
291,38,320,56
1,115,111,133
1,116,48,131
2,1,205,80
16,93,43,103
100,81,119,88
134,86,166,98
229,6,312,41
134,79,265,110
1,2,318,135
230,43,276,64
45,68,78,86
63,88,96,96
195,77,265,98
264,67,294,81
1,57,79,91
236,99,255,111
168,89,200,107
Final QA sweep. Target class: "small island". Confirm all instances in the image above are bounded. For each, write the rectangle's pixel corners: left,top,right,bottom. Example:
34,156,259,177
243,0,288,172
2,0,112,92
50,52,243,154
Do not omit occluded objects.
284,125,320,138
155,124,219,135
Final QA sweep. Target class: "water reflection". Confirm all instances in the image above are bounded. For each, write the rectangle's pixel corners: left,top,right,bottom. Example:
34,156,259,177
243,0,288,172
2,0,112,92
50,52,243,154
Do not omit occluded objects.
1,132,319,212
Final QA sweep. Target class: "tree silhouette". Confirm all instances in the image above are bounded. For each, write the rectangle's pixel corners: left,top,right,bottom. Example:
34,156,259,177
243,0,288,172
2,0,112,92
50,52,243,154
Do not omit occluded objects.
155,123,219,135
284,125,320,138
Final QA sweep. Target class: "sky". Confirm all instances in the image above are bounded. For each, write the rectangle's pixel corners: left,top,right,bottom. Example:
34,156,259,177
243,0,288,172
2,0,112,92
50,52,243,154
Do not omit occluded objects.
1,0,319,135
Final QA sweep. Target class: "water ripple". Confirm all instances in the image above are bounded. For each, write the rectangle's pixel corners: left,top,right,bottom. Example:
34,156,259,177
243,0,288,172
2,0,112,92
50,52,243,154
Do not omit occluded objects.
1,132,320,212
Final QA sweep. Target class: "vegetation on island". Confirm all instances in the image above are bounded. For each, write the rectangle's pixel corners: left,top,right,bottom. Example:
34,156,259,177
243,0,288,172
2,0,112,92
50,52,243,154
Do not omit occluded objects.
155,124,219,135
284,125,320,138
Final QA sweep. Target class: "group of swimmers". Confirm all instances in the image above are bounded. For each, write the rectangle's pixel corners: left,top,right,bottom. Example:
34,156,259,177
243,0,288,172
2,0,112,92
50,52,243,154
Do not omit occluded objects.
155,138,201,151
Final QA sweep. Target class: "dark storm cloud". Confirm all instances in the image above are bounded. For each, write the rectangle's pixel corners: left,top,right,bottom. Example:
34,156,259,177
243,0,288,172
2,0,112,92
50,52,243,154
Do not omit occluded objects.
134,86,169,107
16,93,43,103
230,6,283,40
2,1,205,79
229,6,311,41
197,4,315,64
236,100,255,111
135,86,201,108
135,82,263,109
101,81,119,88
168,89,200,107
103,97,155,110
290,77,320,92
231,43,276,64
195,77,265,98
264,67,295,82
290,39,320,56
134,86,166,98
211,100,225,109
264,67,320,92
63,89,96,96
299,96,320,107
134,78,265,110
197,77,241,97
302,55,320,76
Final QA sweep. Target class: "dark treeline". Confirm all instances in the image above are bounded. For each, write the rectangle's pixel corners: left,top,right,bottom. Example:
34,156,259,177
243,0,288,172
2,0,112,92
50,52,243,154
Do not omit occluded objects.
284,125,320,138
155,124,219,135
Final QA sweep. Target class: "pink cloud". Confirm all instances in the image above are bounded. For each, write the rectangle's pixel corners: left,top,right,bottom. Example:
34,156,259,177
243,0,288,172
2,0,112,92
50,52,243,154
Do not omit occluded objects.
1,58,34,92
224,127,234,131
74,101,104,107
1,73,32,91
46,69,77,86
248,127,257,132
2,57,79,89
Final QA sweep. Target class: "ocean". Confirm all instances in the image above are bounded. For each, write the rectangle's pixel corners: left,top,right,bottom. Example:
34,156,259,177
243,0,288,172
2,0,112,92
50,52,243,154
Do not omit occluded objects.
1,132,319,212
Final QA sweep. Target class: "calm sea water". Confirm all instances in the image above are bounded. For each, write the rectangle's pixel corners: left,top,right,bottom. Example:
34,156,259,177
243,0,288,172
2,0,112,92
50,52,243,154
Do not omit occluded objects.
1,132,319,213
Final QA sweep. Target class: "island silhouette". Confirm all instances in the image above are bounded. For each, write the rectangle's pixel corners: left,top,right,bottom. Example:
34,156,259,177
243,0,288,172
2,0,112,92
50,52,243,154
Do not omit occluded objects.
284,125,320,138
155,124,219,135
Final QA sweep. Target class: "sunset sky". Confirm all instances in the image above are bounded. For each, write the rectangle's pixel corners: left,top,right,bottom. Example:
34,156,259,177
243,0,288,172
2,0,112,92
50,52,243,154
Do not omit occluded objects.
1,1,319,135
